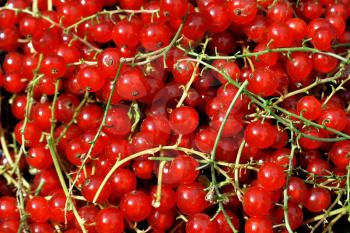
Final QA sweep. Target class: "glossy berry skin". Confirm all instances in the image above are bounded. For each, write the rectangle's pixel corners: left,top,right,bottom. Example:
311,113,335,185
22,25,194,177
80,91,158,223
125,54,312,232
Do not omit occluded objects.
317,108,347,133
244,121,276,149
312,53,338,74
81,175,111,203
172,60,198,85
65,137,85,166
202,3,231,33
214,210,240,232
132,159,155,179
312,27,335,51
30,102,52,131
244,16,267,43
140,115,171,145
286,52,313,84
159,0,187,20
288,177,308,204
29,222,54,233
243,186,272,217
0,28,20,51
110,168,137,199
14,121,41,147
40,56,67,79
120,190,152,222
297,96,322,120
104,106,132,137
25,196,50,223
182,12,207,41
32,168,60,196
275,203,304,230
245,216,273,233
307,158,330,176
0,196,19,220
150,185,176,212
49,191,74,223
76,206,98,232
95,207,124,233
169,154,199,185
11,95,27,120
286,17,307,41
257,162,286,191
169,106,199,135
248,68,278,97
117,68,150,100
252,43,279,68
147,209,175,231
267,23,294,48
226,0,257,25
299,128,324,150
76,104,103,131
329,141,350,169
77,66,105,92
194,127,217,153
186,213,217,233
27,145,53,170
176,182,208,215
304,188,331,212
3,73,27,93
3,52,22,74
267,1,292,22
141,23,172,51
112,18,141,48
55,93,79,123
97,48,122,79
212,59,240,84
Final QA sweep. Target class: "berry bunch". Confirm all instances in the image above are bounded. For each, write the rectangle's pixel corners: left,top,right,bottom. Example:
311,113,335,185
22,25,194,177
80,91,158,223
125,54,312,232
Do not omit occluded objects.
0,0,350,233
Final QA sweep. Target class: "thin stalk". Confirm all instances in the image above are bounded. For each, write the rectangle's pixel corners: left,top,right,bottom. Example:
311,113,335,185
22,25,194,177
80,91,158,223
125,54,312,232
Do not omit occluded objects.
65,9,159,31
208,81,248,233
55,91,89,144
32,0,39,16
153,160,166,208
93,144,208,203
47,137,87,233
234,139,246,200
283,141,297,233
67,62,123,199
302,207,347,225
176,36,211,107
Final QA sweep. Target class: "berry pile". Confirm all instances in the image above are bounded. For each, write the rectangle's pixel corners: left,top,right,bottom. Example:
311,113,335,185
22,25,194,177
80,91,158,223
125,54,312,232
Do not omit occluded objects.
0,0,350,233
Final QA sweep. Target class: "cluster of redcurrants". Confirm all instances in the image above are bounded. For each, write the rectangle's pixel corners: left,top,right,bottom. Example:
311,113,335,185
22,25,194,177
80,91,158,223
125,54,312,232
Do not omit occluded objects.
0,0,350,233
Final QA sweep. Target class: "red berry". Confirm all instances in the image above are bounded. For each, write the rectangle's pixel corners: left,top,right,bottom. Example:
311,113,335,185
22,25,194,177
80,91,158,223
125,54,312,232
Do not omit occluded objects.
120,190,152,222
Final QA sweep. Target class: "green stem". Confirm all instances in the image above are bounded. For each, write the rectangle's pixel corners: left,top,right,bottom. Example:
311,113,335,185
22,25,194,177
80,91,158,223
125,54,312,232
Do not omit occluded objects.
322,75,350,107
210,47,350,64
124,14,187,66
176,36,211,107
32,0,39,16
47,137,87,233
153,160,166,208
55,91,89,144
21,54,44,154
68,61,123,198
211,80,248,160
283,141,297,233
65,8,159,31
208,81,247,233
234,139,246,199
93,144,208,203
47,0,52,11
302,207,347,225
